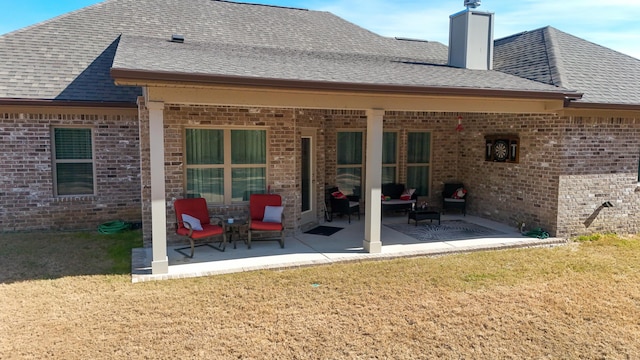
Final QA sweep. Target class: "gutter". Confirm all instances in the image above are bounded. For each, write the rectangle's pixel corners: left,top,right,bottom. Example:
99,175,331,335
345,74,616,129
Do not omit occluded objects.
111,68,583,101
564,100,640,111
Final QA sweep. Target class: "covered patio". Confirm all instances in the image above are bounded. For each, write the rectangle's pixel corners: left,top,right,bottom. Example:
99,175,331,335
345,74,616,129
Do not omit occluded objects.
131,213,565,282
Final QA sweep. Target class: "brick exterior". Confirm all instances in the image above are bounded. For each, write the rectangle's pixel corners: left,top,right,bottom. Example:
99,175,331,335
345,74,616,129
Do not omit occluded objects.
138,102,329,246
556,117,640,237
0,108,142,232
457,113,640,237
3,102,639,243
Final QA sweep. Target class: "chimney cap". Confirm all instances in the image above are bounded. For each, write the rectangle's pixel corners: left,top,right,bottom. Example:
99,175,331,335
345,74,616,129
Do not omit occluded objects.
464,0,481,9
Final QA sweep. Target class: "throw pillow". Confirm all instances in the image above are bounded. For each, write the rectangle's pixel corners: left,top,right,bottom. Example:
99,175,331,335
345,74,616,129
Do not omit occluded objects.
400,188,416,201
332,191,347,199
262,205,284,223
181,213,203,231
452,187,467,199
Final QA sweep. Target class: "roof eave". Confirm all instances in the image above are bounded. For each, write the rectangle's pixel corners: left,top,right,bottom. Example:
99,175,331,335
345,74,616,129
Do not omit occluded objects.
0,98,138,108
564,101,640,111
111,68,582,101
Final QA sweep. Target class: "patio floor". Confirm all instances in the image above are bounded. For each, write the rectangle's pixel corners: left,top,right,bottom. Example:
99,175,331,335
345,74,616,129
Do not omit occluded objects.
131,213,566,282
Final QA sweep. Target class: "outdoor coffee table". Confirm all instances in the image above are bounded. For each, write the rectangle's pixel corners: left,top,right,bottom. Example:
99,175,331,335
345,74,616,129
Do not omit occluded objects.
408,208,441,226
225,219,248,249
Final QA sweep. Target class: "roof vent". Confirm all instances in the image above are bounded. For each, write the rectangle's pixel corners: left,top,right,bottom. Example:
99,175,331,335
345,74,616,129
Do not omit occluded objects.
171,34,184,43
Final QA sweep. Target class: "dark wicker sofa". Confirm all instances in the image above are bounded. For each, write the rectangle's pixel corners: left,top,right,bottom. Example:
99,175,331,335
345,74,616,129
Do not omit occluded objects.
381,183,417,213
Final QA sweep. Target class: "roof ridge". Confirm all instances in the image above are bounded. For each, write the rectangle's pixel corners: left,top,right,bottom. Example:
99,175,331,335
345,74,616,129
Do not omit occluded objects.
119,33,434,63
211,0,308,11
494,25,548,43
542,26,568,88
393,37,431,43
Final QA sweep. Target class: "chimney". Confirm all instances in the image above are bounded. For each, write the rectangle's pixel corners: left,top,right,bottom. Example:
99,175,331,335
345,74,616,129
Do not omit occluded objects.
448,1,495,70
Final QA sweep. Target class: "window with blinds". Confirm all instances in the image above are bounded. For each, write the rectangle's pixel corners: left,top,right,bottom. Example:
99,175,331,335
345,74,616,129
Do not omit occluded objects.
52,128,95,196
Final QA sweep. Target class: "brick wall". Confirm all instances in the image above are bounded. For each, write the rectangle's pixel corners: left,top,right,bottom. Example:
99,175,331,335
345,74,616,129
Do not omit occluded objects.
556,116,640,237
457,113,640,238
139,103,330,246
456,113,565,235
321,110,461,202
139,102,640,246
6,102,637,242
0,108,142,232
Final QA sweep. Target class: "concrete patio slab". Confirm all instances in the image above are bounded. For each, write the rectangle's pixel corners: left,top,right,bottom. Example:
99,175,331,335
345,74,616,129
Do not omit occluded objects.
132,214,566,282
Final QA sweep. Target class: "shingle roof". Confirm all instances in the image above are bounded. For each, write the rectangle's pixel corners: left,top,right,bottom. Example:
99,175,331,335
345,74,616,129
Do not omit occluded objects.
113,34,569,94
0,0,452,103
494,26,640,105
0,0,607,104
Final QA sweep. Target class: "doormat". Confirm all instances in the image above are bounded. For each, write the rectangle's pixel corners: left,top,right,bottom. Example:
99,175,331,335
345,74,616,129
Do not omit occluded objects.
385,220,506,242
304,226,344,236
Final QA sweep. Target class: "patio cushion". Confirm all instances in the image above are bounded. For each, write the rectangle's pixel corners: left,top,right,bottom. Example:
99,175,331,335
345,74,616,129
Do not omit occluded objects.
249,194,282,221
181,213,203,231
249,220,283,231
263,205,283,223
382,183,405,199
400,188,416,201
174,197,211,227
177,223,224,239
331,190,347,199
173,197,226,257
452,187,467,199
248,193,285,249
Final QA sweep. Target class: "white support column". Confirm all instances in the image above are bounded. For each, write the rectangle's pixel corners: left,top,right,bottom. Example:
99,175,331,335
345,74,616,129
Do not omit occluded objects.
148,101,169,274
364,109,384,253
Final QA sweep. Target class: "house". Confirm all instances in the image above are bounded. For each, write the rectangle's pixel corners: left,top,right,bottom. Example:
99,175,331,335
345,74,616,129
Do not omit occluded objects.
1,0,639,275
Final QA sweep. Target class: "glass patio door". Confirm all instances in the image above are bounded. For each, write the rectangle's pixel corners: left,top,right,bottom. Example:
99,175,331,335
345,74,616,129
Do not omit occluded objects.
301,129,316,224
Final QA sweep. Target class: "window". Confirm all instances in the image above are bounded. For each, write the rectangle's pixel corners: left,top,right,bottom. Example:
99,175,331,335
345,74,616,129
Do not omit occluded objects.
52,127,95,196
185,128,267,204
382,132,398,184
337,131,399,195
407,132,431,196
336,131,363,196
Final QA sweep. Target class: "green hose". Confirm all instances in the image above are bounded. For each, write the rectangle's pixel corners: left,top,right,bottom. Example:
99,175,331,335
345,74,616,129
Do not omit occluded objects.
98,220,131,234
524,227,549,239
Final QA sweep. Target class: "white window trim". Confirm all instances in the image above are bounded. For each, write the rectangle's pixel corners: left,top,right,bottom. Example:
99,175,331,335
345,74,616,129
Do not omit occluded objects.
51,126,97,197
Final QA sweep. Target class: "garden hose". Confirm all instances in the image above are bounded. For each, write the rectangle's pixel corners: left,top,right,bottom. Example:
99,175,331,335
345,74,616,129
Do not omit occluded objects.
524,227,549,239
98,220,131,234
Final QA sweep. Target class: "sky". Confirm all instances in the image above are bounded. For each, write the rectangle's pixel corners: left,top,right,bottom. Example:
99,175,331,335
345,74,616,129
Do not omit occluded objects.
0,0,639,59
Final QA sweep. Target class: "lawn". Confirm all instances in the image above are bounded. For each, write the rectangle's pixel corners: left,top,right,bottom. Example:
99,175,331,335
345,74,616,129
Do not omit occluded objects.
1,231,639,359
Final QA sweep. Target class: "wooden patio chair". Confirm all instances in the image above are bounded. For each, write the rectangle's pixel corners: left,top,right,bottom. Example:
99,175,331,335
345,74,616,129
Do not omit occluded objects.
174,197,226,257
248,194,284,249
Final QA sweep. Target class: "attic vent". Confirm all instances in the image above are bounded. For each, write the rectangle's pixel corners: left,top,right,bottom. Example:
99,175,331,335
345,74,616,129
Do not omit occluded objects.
171,34,184,43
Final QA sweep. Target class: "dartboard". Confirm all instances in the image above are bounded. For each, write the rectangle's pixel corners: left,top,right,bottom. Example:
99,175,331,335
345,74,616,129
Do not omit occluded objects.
494,140,508,161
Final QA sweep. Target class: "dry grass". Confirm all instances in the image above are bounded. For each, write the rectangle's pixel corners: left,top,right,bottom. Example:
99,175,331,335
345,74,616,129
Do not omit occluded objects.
1,232,640,359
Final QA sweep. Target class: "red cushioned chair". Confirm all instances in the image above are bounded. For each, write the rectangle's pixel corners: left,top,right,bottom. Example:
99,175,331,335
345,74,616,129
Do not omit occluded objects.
248,194,284,249
174,197,226,257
